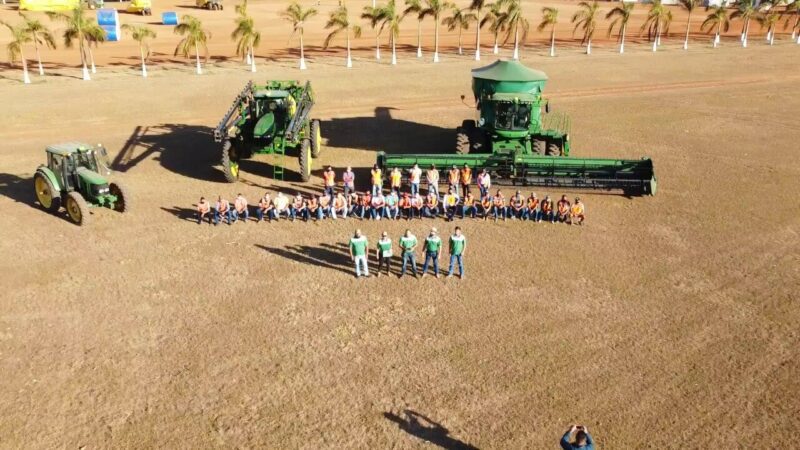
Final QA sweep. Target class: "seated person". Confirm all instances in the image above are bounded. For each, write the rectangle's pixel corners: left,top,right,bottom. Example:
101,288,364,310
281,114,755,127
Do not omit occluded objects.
541,195,554,222
370,192,385,220
461,192,476,219
492,190,506,221
214,196,232,225
272,192,290,220
556,194,571,223
318,194,332,220
197,196,211,224
480,194,492,220
527,193,540,222
384,191,399,220
509,190,525,219
347,191,359,217
423,192,439,218
358,192,372,219
290,193,304,222
442,189,460,221
307,195,319,221
333,193,348,219
411,192,424,219
399,193,412,220
257,193,274,222
232,193,249,222
570,197,585,225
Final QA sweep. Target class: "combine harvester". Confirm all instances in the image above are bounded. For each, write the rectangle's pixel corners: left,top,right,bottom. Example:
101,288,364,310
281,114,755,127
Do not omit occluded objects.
214,80,322,182
377,60,656,196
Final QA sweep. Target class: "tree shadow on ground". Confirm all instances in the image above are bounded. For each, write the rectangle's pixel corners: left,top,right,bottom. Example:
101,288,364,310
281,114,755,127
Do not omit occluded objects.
384,409,479,450
321,107,454,155
255,243,353,275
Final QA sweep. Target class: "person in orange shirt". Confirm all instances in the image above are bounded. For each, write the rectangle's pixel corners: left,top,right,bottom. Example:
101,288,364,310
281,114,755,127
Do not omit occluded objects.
541,195,554,223
480,194,492,220
359,191,372,219
370,165,382,196
323,166,336,202
570,197,585,225
448,165,460,196
492,190,506,221
408,163,422,196
556,194,571,223
256,193,274,222
526,192,541,222
389,167,402,196
423,191,439,218
461,191,476,219
197,196,211,224
460,164,472,196
399,193,413,220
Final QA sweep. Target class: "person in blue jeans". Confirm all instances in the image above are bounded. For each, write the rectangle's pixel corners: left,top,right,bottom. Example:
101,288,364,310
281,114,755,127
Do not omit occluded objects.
214,196,232,225
421,228,442,278
447,226,466,279
398,229,419,278
560,425,594,450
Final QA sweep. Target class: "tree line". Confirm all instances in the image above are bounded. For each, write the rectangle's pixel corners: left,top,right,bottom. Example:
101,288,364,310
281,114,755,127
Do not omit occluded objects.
3,0,799,83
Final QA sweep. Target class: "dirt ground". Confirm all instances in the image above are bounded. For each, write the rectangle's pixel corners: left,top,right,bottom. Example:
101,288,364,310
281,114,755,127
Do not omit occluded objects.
1,1,800,448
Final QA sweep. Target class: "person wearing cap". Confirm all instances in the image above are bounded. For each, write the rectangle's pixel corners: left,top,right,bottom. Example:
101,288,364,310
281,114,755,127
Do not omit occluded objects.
560,424,594,450
492,189,507,221
426,164,440,199
442,188,460,221
541,195,555,222
197,196,211,224
323,166,336,202
398,229,419,278
477,168,491,199
460,163,472,196
527,192,541,222
399,192,413,220
423,191,440,218
214,195,232,225
556,194,571,223
389,167,402,196
384,190,399,220
570,197,585,225
461,191,477,219
421,228,442,278
448,165,460,196
370,164,382,196
342,166,355,197
509,190,525,220
375,231,393,277
447,226,466,279
349,229,370,278
408,163,422,197
257,193,274,222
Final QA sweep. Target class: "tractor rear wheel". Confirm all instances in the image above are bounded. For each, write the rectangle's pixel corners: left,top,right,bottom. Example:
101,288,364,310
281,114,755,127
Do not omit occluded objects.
546,142,562,156
34,172,60,213
109,181,131,213
456,129,471,154
310,119,322,158
65,191,90,226
532,139,546,155
221,140,240,183
298,139,311,182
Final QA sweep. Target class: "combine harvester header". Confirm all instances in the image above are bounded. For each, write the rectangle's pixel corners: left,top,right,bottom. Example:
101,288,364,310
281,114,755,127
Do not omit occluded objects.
377,60,656,196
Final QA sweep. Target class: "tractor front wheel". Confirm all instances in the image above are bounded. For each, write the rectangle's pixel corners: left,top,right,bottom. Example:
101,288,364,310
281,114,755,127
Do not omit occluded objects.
456,128,471,154
109,181,131,213
298,139,311,182
34,172,60,213
310,119,322,158
221,140,240,183
65,191,90,226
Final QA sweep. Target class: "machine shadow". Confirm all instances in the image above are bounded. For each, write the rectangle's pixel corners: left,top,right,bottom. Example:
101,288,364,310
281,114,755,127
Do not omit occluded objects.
383,409,479,450
0,173,36,208
321,107,454,155
255,243,353,275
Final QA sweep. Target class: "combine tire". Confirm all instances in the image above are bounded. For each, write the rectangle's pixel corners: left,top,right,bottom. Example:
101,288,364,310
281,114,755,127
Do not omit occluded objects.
546,142,562,156
34,172,60,213
109,181,131,213
456,129,471,154
221,140,240,183
310,119,322,158
532,139,546,155
298,139,311,182
65,191,90,226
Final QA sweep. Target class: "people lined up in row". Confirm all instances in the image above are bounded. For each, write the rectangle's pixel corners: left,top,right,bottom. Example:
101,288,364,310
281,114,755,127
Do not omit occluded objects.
323,164,486,200
349,227,466,279
196,191,585,225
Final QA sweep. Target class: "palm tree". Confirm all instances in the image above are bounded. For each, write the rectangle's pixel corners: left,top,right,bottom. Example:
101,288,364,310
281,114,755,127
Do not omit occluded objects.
498,0,528,60
403,0,425,57
758,2,780,45
47,7,100,80
20,13,56,76
785,0,800,42
234,0,253,64
702,5,730,48
679,0,699,50
2,21,32,84
420,0,454,63
232,14,261,72
443,6,476,55
174,15,210,74
325,2,362,68
538,6,558,57
84,25,105,75
572,1,600,55
121,24,155,77
469,0,488,60
378,0,403,65
731,0,757,47
362,4,384,60
280,2,317,70
481,1,507,54
606,1,634,54
642,0,672,52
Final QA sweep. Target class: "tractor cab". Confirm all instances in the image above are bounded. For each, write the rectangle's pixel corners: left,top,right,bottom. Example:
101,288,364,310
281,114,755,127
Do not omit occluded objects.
251,89,295,141
489,93,541,133
45,143,112,200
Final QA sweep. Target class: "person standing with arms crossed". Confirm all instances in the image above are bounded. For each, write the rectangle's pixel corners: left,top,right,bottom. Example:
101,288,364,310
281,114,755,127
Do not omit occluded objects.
448,165,460,197
409,164,422,197
421,228,442,278
370,164,382,196
477,168,491,199
398,229,419,278
375,231,393,277
342,166,355,197
349,229,370,278
447,226,466,279
460,163,472,196
323,166,336,202
389,167,402,196
426,164,440,199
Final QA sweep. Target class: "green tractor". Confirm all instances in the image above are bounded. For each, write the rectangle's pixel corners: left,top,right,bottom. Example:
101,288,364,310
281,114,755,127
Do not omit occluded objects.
379,60,656,196
33,143,131,226
214,80,322,183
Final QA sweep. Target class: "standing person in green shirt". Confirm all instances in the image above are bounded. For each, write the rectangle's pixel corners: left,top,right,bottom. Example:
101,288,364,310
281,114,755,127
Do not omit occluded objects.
375,231,393,277
349,229,370,278
421,227,442,278
398,229,419,278
447,226,466,279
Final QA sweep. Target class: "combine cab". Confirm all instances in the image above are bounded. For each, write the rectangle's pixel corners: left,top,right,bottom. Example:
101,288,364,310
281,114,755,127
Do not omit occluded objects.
214,80,322,182
378,60,656,196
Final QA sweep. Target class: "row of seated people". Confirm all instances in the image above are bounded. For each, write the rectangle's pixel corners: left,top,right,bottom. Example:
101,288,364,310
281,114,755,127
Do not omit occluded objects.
196,190,586,225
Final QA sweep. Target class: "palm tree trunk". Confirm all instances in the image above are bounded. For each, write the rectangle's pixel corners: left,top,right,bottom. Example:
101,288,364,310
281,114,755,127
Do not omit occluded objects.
346,30,353,68
493,32,499,54
714,22,720,47
652,22,659,52
21,48,31,84
417,20,422,58
620,23,626,53
375,32,381,60
458,29,463,55
587,38,592,55
250,44,256,72
769,25,774,45
549,27,555,57
391,33,397,65
300,29,307,70
512,23,519,60
195,42,202,74
684,12,691,50
34,40,44,76
140,46,147,77
434,18,440,62
89,46,97,74
475,11,481,61
743,19,749,48
80,41,90,81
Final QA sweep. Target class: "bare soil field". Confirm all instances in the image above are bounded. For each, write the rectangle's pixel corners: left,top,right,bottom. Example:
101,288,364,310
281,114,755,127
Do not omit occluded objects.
1,3,799,447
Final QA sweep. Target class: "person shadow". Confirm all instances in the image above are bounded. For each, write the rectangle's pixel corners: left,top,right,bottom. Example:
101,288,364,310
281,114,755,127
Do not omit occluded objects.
383,409,479,450
255,243,353,275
